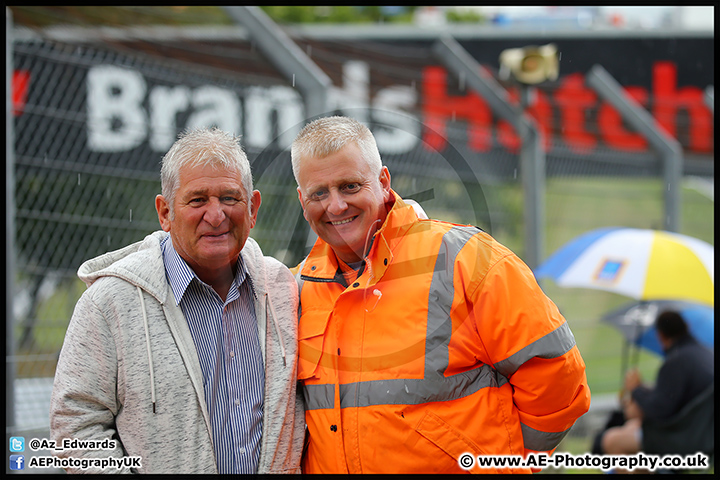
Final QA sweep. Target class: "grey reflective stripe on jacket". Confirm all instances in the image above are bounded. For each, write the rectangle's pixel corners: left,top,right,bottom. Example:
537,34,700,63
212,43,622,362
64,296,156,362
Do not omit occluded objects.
300,225,577,453
493,322,577,378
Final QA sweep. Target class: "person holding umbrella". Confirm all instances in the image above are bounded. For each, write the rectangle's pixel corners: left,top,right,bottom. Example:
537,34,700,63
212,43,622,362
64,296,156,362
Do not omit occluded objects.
600,310,714,455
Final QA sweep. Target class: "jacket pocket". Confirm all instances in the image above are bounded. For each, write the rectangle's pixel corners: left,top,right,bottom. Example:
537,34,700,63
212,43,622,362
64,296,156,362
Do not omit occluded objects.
416,411,514,474
297,309,331,380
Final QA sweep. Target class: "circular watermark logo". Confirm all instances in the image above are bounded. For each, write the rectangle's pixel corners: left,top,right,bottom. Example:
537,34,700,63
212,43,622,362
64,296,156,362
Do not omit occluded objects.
252,108,496,373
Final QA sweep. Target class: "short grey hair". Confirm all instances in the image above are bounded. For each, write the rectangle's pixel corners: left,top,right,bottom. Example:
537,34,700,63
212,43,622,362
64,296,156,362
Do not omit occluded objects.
160,127,253,217
290,116,382,185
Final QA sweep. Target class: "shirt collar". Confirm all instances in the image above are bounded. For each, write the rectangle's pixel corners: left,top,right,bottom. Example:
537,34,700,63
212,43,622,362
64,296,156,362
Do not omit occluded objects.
161,235,250,305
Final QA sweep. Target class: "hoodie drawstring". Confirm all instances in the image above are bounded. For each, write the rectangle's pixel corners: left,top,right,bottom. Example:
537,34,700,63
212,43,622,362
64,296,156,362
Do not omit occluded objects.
137,286,156,414
265,293,287,367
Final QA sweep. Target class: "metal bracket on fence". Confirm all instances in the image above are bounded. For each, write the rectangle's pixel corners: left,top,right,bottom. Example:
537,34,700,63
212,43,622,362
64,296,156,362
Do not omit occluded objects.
586,64,683,233
432,35,545,269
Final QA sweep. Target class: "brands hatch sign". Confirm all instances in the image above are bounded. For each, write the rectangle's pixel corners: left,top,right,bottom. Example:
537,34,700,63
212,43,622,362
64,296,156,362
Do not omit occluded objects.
13,59,419,157
11,38,714,157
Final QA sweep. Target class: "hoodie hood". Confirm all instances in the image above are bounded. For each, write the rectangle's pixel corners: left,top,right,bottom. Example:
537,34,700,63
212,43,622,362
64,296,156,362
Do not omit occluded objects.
78,230,169,302
78,230,271,305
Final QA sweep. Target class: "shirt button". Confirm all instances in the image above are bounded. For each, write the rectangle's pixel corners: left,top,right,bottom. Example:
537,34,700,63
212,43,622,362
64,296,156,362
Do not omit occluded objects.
229,351,235,358
235,399,241,406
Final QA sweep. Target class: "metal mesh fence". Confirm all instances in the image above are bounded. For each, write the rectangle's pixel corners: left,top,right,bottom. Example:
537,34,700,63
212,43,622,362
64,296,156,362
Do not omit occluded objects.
8,19,714,456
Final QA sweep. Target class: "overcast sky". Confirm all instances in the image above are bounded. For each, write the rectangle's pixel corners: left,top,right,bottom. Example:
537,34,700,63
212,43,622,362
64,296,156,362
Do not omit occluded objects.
458,6,713,30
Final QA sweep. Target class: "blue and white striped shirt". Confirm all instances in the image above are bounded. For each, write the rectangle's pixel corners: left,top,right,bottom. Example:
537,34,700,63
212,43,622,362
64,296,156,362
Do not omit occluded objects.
161,236,264,474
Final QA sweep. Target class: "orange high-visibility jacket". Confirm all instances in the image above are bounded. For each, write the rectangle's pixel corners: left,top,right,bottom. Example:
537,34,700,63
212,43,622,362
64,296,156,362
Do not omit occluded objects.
293,193,590,474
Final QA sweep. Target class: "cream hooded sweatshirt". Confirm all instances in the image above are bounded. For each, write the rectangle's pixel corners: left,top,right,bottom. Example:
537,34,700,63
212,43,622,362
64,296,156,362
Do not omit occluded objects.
50,231,304,474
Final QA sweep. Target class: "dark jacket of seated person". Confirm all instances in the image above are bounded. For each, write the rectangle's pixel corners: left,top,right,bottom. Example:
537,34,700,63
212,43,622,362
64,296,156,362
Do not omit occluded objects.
632,333,714,421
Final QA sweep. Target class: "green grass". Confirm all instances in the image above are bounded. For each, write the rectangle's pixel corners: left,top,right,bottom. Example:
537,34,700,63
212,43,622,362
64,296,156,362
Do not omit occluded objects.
488,176,712,396
539,283,665,395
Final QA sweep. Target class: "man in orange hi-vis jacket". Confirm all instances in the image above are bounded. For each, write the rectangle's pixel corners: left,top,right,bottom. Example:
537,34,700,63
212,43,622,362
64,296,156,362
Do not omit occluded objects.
289,115,590,474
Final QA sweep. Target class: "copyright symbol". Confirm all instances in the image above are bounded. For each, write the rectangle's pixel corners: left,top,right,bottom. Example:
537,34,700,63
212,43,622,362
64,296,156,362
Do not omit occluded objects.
30,438,41,450
458,453,475,470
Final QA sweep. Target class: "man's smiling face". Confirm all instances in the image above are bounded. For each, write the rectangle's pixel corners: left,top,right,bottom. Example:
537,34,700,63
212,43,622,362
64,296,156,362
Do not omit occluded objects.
297,141,391,264
157,162,260,279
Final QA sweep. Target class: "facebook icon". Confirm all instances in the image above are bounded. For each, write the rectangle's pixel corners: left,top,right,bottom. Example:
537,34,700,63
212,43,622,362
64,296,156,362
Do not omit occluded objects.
10,455,25,471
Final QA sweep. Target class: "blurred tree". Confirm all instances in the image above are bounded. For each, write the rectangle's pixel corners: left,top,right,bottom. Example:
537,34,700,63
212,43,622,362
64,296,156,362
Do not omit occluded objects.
259,6,418,24
446,9,486,23
9,6,423,28
15,167,159,350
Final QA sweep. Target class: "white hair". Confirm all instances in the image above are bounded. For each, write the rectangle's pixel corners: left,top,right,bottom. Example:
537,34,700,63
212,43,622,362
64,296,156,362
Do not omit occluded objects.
160,127,253,217
290,116,382,185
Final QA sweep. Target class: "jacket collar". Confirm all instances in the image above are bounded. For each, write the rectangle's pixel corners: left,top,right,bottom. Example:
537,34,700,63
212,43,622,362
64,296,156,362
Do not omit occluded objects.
664,334,696,355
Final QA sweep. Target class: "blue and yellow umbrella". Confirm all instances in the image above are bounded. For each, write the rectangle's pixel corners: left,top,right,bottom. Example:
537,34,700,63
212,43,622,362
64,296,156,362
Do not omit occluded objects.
535,227,714,306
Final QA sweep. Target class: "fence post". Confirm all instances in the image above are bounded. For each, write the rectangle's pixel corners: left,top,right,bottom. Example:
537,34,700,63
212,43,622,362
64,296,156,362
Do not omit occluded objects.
222,6,330,263
586,64,683,233
6,6,17,450
432,36,545,269
705,86,714,113
222,6,331,119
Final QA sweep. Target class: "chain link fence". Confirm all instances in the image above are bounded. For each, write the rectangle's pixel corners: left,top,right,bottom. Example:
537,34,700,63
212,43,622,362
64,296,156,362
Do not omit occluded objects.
7,14,713,465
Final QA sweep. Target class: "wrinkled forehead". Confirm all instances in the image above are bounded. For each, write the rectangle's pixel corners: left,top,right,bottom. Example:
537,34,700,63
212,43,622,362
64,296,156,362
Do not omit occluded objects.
177,162,245,189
